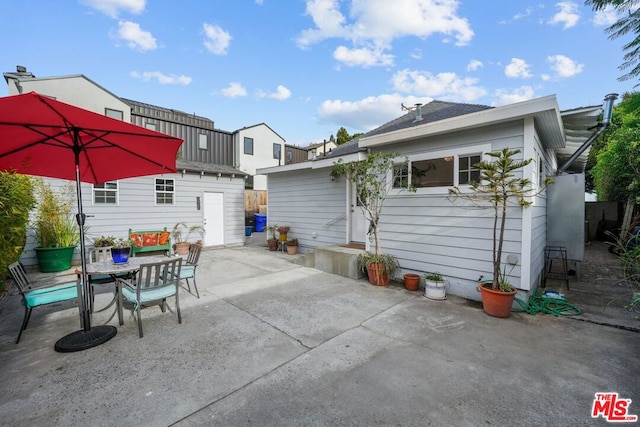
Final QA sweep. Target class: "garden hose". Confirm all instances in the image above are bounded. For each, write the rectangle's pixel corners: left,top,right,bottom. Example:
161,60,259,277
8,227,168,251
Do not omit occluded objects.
514,289,582,317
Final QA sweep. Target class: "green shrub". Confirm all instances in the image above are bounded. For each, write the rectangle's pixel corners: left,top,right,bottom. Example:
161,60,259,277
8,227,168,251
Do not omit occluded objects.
33,180,79,248
0,172,36,284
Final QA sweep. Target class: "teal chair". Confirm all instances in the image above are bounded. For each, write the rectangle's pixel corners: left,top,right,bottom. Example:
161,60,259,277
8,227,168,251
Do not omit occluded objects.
116,258,183,338
178,243,203,298
8,262,78,344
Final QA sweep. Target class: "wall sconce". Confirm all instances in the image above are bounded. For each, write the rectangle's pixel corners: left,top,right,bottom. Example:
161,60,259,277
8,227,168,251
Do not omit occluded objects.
200,171,205,179
231,174,235,180
217,172,221,180
330,171,338,182
181,169,186,177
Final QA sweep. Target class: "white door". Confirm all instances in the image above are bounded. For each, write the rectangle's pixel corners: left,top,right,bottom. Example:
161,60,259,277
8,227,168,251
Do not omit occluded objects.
203,192,224,246
349,182,367,243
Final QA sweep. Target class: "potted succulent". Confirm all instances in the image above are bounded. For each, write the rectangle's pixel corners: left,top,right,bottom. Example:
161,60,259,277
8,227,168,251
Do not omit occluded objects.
277,225,290,242
172,222,205,255
424,272,447,300
32,180,80,273
449,148,550,317
111,238,131,264
285,238,298,255
93,235,116,248
266,224,279,251
333,152,411,286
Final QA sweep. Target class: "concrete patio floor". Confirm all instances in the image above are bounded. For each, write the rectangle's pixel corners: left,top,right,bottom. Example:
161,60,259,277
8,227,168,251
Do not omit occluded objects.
0,237,638,426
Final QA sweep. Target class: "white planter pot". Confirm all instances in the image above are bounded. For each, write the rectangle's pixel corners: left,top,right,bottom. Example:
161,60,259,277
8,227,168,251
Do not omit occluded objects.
424,279,447,300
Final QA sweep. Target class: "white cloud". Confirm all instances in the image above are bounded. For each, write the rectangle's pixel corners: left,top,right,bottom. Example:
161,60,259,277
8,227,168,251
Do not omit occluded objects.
255,0,264,4
130,71,192,85
541,74,551,81
504,58,532,79
513,7,534,20
492,86,536,106
296,0,474,67
593,5,618,26
221,82,247,98
318,94,429,131
114,21,157,51
410,49,422,59
467,59,483,72
548,2,580,29
547,54,584,77
391,69,487,102
81,0,145,18
258,85,292,101
333,46,394,67
203,23,232,55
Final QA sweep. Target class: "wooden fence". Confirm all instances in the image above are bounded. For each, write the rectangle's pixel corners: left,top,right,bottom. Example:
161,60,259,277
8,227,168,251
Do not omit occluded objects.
245,190,267,214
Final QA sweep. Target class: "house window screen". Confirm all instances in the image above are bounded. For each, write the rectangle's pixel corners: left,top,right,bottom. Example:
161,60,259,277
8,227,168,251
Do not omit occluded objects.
273,143,281,160
105,108,123,120
198,133,208,150
244,137,254,155
155,179,174,205
412,157,454,188
93,181,118,204
458,154,481,185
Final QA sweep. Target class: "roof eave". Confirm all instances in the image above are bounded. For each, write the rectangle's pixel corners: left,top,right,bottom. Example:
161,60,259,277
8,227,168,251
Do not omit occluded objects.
359,95,565,149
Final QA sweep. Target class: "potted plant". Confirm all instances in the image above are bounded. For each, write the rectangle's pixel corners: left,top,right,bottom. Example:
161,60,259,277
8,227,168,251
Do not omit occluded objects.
333,152,412,286
93,235,116,248
403,273,420,291
172,222,204,255
277,225,290,242
424,272,447,300
111,238,131,264
266,224,278,251
32,180,80,272
449,148,550,317
285,238,298,255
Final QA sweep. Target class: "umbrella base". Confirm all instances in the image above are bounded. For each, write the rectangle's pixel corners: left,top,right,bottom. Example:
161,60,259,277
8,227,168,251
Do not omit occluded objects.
54,325,117,353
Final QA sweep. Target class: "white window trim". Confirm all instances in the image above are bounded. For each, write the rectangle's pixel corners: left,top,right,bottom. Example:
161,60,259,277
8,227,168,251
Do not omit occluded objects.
390,143,492,195
154,178,175,206
92,181,119,205
198,133,208,150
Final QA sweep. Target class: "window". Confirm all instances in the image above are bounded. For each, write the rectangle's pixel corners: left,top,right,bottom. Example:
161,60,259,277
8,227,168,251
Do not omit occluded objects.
458,154,481,185
155,179,174,205
105,108,123,120
244,137,254,155
273,143,281,160
198,133,208,150
412,157,454,188
286,149,293,162
538,156,544,188
145,122,157,131
93,181,118,204
393,163,409,188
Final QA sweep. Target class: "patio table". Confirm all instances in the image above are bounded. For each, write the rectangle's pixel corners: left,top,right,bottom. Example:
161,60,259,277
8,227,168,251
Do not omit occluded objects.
80,256,168,323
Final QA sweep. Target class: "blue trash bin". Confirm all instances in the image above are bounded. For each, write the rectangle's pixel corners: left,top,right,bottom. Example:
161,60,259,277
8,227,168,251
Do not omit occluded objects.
254,213,267,232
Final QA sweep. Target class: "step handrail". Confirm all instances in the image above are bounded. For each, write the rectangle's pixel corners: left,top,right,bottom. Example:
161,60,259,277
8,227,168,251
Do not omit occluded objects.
324,213,346,227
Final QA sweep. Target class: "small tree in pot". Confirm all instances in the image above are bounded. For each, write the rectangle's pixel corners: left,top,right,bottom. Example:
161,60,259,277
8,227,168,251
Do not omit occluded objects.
448,148,551,316
172,222,204,255
333,152,411,286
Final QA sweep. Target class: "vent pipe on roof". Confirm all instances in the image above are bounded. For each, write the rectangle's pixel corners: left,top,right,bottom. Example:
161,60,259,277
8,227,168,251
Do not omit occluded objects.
557,93,618,175
413,103,423,122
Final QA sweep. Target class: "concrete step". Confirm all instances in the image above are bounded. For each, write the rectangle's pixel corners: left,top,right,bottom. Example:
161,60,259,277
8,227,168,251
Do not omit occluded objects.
314,246,365,280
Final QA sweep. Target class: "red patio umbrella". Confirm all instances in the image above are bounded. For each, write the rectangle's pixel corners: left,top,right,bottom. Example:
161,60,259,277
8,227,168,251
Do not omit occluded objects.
0,91,184,351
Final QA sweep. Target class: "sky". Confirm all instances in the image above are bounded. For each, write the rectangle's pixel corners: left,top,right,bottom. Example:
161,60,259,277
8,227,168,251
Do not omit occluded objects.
2,0,637,146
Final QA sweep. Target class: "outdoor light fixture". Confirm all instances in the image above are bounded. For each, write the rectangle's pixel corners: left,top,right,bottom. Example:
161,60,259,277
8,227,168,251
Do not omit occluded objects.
217,172,221,180
181,169,186,176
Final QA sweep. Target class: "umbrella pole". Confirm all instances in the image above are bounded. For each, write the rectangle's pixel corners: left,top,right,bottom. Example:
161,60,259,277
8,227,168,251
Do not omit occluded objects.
54,137,117,352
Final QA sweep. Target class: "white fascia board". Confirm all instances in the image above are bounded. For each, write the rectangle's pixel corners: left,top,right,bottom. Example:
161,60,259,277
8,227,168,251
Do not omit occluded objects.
257,152,365,175
360,95,561,148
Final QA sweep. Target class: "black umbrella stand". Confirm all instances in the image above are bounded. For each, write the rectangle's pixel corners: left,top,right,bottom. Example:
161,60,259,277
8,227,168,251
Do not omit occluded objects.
54,153,117,352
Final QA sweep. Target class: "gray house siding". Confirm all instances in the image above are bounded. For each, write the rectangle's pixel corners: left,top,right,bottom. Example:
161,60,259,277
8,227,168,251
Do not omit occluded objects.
21,173,245,267
267,169,347,252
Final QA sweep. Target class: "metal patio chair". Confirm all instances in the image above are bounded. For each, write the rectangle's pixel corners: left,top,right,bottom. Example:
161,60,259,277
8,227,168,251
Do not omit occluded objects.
8,262,78,344
116,258,183,338
175,243,203,298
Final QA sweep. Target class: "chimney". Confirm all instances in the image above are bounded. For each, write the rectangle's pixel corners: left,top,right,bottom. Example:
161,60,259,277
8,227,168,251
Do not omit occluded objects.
413,103,423,122
602,93,617,126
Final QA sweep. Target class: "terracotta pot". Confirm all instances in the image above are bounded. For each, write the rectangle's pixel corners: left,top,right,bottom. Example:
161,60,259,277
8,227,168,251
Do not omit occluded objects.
366,263,389,286
477,283,517,318
403,273,420,291
267,239,278,251
286,245,298,255
175,242,190,255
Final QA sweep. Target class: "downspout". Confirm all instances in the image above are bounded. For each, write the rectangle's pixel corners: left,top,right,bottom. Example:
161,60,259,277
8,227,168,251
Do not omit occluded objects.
556,93,618,174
